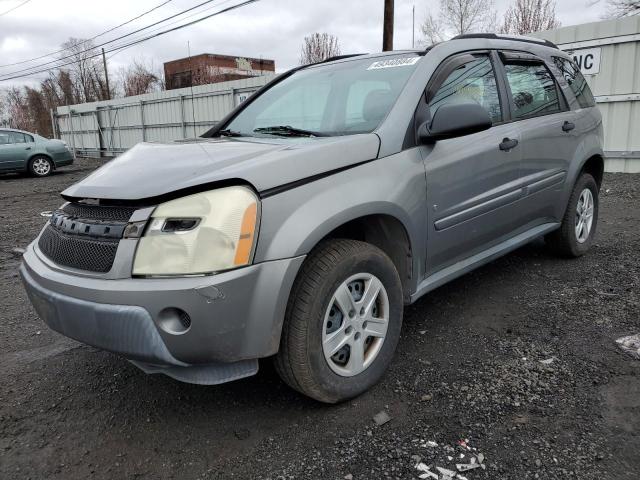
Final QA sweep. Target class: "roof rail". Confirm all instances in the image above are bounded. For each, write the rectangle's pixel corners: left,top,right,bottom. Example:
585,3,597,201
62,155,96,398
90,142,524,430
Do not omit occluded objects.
451,33,558,49
320,54,366,64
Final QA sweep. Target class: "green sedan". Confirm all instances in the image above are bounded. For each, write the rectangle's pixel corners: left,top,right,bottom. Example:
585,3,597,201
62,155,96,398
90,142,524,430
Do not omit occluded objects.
0,128,74,177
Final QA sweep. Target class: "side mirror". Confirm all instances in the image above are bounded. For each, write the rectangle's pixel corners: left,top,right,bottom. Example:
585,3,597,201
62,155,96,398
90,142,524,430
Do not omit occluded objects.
419,102,493,143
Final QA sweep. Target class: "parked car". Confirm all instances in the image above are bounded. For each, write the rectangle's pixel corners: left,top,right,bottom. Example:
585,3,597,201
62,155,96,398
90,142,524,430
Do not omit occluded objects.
0,128,73,177
20,34,603,403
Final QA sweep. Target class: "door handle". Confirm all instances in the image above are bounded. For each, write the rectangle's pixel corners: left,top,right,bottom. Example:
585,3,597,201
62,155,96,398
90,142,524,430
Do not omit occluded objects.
499,138,519,151
562,121,575,132
25,146,31,150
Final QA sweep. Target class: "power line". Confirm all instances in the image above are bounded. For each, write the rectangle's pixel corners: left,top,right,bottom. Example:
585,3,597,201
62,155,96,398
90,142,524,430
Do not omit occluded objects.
0,0,260,82
0,0,221,76
0,0,34,17
0,0,175,68
105,0,238,61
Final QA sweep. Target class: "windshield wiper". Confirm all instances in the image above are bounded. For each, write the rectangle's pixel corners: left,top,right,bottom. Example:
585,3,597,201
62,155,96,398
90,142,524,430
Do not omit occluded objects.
217,129,244,137
253,125,327,137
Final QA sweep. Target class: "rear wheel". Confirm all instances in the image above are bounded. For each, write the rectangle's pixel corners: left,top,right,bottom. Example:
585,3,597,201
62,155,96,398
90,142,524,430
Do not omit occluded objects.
29,156,53,177
275,239,403,403
545,172,599,257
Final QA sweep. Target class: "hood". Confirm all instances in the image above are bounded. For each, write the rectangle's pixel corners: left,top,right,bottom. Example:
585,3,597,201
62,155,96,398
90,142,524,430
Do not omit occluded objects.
62,134,380,201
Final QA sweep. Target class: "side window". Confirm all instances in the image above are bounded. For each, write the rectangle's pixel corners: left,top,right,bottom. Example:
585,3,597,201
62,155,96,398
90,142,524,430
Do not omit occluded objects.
8,132,27,144
0,131,10,145
503,62,561,119
553,57,596,109
430,56,503,123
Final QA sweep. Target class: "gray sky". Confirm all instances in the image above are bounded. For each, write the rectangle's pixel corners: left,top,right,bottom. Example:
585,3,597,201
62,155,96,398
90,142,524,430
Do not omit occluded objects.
0,0,607,88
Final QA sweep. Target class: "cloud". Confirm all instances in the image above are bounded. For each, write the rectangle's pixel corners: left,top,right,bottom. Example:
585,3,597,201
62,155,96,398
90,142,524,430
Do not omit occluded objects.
0,0,608,88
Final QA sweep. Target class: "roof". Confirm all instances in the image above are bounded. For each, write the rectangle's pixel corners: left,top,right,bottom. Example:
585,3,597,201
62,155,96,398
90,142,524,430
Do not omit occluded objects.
0,127,29,134
317,34,562,69
164,53,275,64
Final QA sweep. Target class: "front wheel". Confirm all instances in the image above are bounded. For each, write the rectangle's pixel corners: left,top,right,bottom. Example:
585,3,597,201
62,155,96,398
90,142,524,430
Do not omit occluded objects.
275,239,403,403
545,172,599,257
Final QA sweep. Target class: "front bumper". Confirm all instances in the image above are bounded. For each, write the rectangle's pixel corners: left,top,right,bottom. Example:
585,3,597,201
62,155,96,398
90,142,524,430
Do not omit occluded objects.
20,243,304,382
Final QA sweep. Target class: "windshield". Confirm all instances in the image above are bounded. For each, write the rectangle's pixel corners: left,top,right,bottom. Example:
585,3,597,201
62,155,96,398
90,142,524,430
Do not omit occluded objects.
225,55,421,137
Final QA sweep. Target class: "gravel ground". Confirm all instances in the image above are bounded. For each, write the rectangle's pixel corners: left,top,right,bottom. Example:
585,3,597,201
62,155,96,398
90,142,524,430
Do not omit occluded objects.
1,158,638,480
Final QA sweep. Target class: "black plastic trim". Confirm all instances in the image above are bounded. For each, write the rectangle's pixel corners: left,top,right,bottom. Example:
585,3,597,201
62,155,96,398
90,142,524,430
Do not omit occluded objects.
260,158,376,199
498,51,570,122
452,33,558,49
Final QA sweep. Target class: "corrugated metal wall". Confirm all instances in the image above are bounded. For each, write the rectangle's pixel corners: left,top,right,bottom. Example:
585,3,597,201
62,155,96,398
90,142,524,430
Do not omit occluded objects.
533,16,640,173
54,75,274,157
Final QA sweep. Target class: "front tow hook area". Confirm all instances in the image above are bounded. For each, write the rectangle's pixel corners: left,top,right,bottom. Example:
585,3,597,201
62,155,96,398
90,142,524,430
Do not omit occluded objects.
130,359,259,385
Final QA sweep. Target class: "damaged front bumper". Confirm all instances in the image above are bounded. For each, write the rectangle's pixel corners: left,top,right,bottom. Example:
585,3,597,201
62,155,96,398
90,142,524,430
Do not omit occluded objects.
20,244,304,384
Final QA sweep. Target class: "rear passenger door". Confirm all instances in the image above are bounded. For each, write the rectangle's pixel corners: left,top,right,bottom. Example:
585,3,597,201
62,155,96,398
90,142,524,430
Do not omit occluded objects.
421,52,524,275
498,51,580,225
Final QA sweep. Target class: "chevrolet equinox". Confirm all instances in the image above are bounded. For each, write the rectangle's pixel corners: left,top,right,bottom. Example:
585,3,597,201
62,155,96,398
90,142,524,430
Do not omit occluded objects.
21,34,604,403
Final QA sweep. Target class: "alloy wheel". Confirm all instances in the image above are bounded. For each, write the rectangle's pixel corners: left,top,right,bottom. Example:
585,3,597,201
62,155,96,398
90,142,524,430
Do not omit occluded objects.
32,158,51,176
575,188,594,243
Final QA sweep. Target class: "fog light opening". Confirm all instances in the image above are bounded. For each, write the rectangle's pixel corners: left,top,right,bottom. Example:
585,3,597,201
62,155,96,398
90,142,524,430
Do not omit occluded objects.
157,307,191,334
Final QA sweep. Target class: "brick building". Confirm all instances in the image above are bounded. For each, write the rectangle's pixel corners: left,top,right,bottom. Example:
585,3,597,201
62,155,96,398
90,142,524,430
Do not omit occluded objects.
163,53,275,90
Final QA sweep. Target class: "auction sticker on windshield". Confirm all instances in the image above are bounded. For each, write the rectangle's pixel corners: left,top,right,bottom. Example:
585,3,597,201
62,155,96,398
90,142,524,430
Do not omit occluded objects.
367,57,420,70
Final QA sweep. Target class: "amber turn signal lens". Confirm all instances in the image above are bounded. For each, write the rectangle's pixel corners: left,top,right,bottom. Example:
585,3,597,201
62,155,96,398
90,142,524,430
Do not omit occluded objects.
233,203,257,266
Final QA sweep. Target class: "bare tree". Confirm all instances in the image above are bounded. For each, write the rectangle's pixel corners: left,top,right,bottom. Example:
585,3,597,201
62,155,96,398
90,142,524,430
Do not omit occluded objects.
0,91,8,127
60,38,111,103
120,60,161,97
603,0,640,16
501,0,561,34
4,88,30,130
421,12,445,44
441,0,498,35
24,87,51,136
300,33,341,65
421,0,498,43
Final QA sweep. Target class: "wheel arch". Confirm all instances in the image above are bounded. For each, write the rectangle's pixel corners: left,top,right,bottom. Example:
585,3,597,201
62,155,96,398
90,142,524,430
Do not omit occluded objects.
580,154,604,190
317,214,414,302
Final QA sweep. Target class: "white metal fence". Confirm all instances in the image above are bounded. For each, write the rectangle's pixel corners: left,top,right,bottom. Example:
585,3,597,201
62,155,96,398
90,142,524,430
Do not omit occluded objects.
534,16,640,173
54,75,274,157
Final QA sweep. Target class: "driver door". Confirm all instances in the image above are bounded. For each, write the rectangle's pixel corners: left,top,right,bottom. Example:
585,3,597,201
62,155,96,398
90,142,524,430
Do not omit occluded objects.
419,51,525,275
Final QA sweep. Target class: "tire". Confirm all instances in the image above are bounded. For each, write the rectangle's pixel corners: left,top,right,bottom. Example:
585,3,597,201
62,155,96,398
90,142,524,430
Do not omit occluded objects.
28,155,53,177
545,172,599,257
275,239,403,403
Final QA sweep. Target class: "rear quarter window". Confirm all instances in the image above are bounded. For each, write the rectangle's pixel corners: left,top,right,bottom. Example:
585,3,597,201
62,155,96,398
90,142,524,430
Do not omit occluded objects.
553,57,596,109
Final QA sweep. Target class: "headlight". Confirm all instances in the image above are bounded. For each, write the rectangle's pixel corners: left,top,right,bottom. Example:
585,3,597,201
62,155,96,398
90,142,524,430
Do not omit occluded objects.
132,186,259,276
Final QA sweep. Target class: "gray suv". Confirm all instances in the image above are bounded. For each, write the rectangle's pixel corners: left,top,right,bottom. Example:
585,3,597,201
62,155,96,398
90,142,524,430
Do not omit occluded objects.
20,34,603,403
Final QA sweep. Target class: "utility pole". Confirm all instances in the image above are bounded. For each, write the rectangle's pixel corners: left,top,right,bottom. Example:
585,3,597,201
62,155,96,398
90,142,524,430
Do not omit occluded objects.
383,0,394,51
412,4,415,49
101,48,111,100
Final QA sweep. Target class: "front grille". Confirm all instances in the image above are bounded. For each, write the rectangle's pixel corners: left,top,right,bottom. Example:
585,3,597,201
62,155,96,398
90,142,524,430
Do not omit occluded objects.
38,225,119,273
61,203,136,222
37,202,138,273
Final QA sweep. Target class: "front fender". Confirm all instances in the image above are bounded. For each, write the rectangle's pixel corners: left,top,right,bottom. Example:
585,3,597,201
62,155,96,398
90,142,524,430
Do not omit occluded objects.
254,149,428,288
